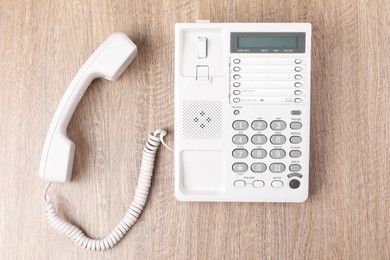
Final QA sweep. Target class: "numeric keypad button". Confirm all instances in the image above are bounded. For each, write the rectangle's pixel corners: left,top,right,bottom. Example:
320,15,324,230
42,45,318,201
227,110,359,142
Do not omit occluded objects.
251,134,267,145
270,135,286,145
251,149,267,159
270,120,287,130
270,149,286,159
233,120,249,130
251,120,267,130
270,163,286,173
232,134,248,145
232,149,248,159
232,163,248,173
251,163,267,173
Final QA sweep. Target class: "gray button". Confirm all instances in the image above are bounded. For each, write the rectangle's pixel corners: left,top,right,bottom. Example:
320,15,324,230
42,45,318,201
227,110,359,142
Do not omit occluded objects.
295,66,302,72
233,74,241,79
289,179,300,189
269,163,286,173
252,180,265,188
295,59,302,64
233,90,241,95
294,90,302,95
233,98,240,103
291,110,301,115
234,180,246,188
289,164,301,172
233,67,241,72
270,149,286,159
288,173,303,178
289,150,302,158
232,120,249,130
232,149,248,159
234,110,240,115
232,134,248,145
271,180,283,188
290,136,302,144
290,122,302,129
251,163,267,173
270,135,286,145
251,149,267,159
251,120,267,130
251,134,267,145
270,120,286,130
232,163,248,173
295,74,302,80
233,82,241,87
294,98,302,103
294,82,302,87
233,58,241,64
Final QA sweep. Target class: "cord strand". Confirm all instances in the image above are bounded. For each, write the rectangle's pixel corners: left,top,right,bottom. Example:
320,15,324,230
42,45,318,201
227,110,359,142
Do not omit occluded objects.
44,129,172,251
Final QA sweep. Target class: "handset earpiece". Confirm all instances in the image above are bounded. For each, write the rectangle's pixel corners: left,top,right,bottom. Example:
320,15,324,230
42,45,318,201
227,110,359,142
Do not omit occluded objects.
40,32,137,182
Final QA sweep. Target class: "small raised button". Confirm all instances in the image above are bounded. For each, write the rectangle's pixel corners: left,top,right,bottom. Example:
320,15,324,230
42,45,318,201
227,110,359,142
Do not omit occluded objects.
291,110,302,115
289,164,301,172
289,150,302,158
233,98,240,103
234,110,240,115
290,122,302,129
270,149,286,159
270,135,286,145
233,120,249,130
251,163,267,173
294,82,302,87
252,180,265,188
294,98,302,103
295,66,302,72
289,179,300,189
270,120,286,130
251,120,267,130
251,149,267,159
233,90,241,95
270,163,286,173
233,82,241,87
295,59,302,64
295,74,302,80
233,67,241,72
233,74,241,79
290,136,302,144
251,134,267,145
233,58,241,64
232,163,248,173
294,90,302,95
271,180,283,188
232,149,248,159
234,180,246,188
232,134,248,145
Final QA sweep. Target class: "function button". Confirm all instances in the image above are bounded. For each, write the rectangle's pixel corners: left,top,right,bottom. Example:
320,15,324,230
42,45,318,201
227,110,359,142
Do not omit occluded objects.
270,149,286,159
271,180,283,188
234,110,240,115
295,66,302,72
294,98,303,103
290,122,302,130
234,180,246,188
233,98,240,103
233,58,241,64
289,179,301,189
232,163,248,173
294,74,302,80
294,82,302,88
291,110,302,115
232,134,249,145
295,59,302,64
288,173,303,178
294,90,302,95
252,180,265,188
270,120,287,130
233,67,241,72
270,135,286,145
233,74,241,79
232,149,248,159
233,90,241,95
290,136,302,144
289,164,301,172
251,163,267,173
233,120,249,130
251,120,267,130
233,82,241,87
251,149,267,159
270,163,286,173
251,134,267,145
289,150,302,158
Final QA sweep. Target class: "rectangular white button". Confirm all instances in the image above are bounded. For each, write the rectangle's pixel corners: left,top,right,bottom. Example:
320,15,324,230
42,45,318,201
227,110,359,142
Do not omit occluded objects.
197,37,207,58
196,65,209,81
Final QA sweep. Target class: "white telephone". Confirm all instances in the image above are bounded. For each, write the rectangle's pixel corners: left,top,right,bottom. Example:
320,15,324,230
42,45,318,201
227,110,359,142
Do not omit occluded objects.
175,22,311,202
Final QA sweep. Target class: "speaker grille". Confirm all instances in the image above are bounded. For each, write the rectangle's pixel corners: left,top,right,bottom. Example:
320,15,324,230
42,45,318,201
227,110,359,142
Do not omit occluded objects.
183,100,222,139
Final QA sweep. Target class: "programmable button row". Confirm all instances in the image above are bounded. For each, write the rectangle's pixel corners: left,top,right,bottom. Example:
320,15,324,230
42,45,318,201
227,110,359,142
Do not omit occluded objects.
233,120,302,131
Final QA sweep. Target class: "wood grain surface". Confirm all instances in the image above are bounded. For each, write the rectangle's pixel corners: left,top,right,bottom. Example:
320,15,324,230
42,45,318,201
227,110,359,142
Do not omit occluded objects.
1,0,390,259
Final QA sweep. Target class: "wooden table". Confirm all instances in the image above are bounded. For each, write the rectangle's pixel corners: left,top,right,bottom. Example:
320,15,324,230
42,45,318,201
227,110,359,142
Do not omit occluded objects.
1,0,389,259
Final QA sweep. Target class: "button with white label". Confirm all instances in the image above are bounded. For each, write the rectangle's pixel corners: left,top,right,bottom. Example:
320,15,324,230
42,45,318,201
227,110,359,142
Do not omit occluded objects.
232,149,248,159
232,134,248,145
271,180,283,188
197,36,207,58
270,135,286,145
251,163,267,173
251,134,267,145
270,149,286,159
251,120,267,130
270,163,286,173
270,120,286,130
251,149,267,159
196,65,209,81
232,163,248,173
233,120,249,130
252,180,265,188
234,180,246,188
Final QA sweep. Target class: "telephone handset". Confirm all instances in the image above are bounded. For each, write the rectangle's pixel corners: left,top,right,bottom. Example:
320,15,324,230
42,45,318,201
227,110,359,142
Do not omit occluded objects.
40,33,170,250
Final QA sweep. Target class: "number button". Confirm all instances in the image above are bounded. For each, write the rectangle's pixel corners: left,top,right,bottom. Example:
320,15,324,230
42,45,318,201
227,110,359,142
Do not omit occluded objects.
251,120,267,130
232,134,248,145
270,135,286,145
232,120,249,130
251,149,267,159
232,149,248,159
270,120,286,131
232,163,248,173
251,163,267,173
270,149,286,159
251,134,267,145
290,136,302,144
270,163,286,173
